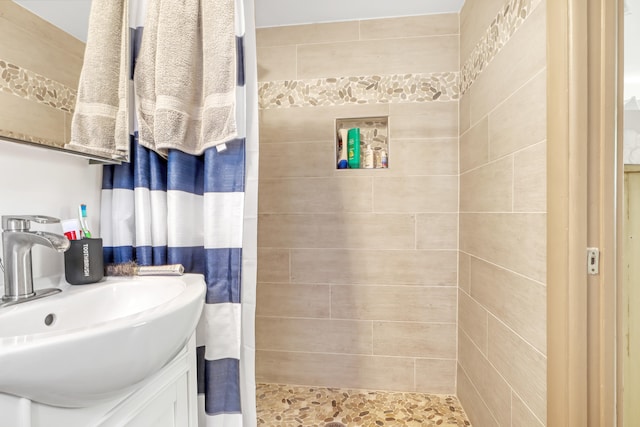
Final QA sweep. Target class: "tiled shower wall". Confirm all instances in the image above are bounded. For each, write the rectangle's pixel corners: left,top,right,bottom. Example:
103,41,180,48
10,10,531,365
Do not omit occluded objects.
0,1,83,148
255,15,460,393
457,0,547,426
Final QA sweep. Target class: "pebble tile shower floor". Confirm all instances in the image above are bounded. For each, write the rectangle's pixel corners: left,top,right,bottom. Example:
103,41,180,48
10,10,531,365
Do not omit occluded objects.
257,383,471,427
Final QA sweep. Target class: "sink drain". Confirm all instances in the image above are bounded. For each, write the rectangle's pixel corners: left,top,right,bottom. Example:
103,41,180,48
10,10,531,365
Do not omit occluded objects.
44,313,56,326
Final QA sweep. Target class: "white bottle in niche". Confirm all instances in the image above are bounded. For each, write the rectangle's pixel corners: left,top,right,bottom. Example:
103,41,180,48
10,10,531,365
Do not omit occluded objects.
363,145,374,169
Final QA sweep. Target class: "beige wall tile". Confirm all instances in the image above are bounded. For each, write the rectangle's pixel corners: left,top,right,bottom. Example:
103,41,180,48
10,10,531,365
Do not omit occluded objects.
259,104,390,143
457,364,501,427
256,350,415,391
390,102,458,139
373,321,456,358
391,138,458,176
457,0,548,421
0,92,65,143
471,256,546,354
373,176,458,213
514,141,547,213
467,3,546,124
459,0,505,64
331,285,457,322
258,177,373,214
459,290,488,355
256,317,372,354
64,112,72,144
488,316,547,424
0,1,84,88
258,213,415,250
257,45,297,82
360,14,459,40
292,249,458,286
297,36,459,78
458,252,471,293
256,283,329,318
460,156,513,212
512,391,545,427
256,21,360,47
458,330,511,427
259,141,335,179
415,358,456,394
257,248,290,283
459,117,488,173
416,213,458,250
459,213,546,283
460,92,471,134
488,70,547,159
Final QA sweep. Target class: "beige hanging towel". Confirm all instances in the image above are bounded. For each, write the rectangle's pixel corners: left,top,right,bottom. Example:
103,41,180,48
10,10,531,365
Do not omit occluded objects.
135,0,237,156
66,0,129,159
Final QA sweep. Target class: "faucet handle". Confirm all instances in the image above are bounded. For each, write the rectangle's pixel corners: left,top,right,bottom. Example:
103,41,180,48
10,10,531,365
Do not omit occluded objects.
1,215,60,231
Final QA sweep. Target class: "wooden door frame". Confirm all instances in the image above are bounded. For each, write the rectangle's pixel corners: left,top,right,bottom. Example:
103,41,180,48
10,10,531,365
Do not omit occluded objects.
547,0,622,425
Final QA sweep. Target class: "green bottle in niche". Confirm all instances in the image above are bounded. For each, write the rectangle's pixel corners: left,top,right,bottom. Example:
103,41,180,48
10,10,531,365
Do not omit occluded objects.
347,128,361,169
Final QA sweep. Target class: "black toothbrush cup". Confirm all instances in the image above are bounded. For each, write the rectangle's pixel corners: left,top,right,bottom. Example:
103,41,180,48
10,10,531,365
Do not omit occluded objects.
64,238,104,285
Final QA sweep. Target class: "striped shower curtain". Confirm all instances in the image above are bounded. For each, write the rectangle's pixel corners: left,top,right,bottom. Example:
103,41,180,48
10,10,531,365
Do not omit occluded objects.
100,0,258,425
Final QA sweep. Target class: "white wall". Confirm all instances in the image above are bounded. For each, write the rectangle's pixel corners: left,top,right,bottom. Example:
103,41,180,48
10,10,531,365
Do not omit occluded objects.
255,0,464,27
0,138,102,280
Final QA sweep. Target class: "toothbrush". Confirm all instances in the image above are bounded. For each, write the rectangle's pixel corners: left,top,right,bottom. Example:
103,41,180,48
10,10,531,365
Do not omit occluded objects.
78,204,92,238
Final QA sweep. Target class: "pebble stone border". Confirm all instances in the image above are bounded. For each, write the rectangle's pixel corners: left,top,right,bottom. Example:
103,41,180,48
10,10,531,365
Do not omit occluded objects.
257,383,471,427
0,59,77,113
259,0,543,110
258,72,459,110
460,0,543,95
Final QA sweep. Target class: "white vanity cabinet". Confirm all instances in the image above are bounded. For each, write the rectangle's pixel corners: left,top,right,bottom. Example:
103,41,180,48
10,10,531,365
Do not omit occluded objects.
0,334,198,427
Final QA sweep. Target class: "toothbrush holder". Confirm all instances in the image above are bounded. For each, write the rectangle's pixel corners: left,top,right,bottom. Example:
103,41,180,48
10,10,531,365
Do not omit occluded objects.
64,238,104,285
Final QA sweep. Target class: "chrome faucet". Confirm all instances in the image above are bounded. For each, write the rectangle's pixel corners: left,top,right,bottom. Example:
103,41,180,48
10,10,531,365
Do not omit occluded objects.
1,215,70,307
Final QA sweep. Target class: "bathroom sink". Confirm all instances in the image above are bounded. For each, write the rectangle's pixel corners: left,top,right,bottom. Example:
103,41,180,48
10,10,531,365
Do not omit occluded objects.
0,274,206,407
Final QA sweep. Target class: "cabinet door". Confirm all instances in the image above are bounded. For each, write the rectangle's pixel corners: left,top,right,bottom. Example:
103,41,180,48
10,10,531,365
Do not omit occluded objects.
123,374,189,427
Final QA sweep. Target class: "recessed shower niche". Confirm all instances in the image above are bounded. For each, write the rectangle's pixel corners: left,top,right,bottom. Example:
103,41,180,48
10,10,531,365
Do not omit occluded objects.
335,116,389,169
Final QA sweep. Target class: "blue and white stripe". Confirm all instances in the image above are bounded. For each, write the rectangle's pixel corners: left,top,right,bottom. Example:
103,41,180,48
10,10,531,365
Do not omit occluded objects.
101,0,257,425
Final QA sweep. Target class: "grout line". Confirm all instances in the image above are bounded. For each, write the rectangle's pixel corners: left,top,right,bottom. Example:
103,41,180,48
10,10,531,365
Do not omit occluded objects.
459,252,547,287
257,348,447,360
511,388,546,426
488,313,547,359
457,357,501,425
466,67,546,132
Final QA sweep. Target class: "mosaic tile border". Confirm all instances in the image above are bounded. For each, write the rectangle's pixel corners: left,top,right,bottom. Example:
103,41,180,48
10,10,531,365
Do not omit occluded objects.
259,72,459,110
257,383,471,427
0,59,77,113
460,0,543,95
0,128,65,149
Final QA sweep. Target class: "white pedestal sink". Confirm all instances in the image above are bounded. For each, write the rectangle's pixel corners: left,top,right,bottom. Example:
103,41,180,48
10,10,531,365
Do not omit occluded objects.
0,274,206,408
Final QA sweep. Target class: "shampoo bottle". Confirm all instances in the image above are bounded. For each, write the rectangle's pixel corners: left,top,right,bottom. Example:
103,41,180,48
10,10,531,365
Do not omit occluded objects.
347,128,361,169
337,129,349,169
363,144,374,168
